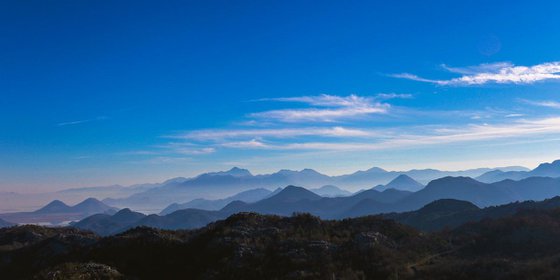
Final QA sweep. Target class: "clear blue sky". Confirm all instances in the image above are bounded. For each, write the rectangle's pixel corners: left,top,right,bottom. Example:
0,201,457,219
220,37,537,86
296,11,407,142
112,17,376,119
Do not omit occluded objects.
2,0,560,191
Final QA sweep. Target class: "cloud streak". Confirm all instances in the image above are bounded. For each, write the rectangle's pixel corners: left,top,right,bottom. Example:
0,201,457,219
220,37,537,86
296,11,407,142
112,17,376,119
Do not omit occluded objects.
251,94,389,122
212,117,560,152
169,126,376,141
57,116,109,126
519,99,560,109
393,61,560,86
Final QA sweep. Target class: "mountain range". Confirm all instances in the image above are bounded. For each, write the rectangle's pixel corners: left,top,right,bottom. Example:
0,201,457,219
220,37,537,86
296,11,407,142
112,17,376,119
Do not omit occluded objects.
384,195,560,232
102,165,528,210
73,172,560,235
310,185,352,197
476,159,560,183
159,188,272,215
0,198,117,225
0,182,156,214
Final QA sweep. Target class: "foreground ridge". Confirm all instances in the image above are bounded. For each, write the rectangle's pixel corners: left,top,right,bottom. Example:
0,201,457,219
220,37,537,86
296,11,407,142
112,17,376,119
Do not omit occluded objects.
4,207,560,279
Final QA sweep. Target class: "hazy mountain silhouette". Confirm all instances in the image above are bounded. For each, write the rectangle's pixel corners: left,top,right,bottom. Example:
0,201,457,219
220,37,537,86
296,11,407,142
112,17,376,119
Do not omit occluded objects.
129,209,224,231
203,176,560,220
104,168,330,210
0,198,117,225
159,188,271,215
0,218,14,228
477,160,560,183
310,185,351,197
72,175,560,235
34,200,72,214
384,196,560,232
74,206,224,235
105,165,525,210
0,182,159,214
199,167,253,178
72,208,146,236
34,197,116,215
71,198,117,214
374,174,424,192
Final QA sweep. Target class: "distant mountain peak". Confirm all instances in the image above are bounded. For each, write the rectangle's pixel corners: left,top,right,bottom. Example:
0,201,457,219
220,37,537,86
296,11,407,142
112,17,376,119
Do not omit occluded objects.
276,169,297,175
221,200,248,213
227,167,252,176
35,200,71,214
74,197,104,207
419,199,480,214
378,174,423,192
533,159,560,175
430,176,480,184
311,185,351,197
112,208,145,221
114,208,134,215
80,197,102,203
300,168,320,174
282,185,307,192
365,167,387,173
72,197,115,214
316,185,341,191
423,176,483,191
388,174,418,184
268,185,322,202
204,167,253,177
163,177,188,184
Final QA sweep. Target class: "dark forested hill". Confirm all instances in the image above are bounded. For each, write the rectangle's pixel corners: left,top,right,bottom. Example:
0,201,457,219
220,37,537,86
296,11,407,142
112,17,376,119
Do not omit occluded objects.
5,207,560,279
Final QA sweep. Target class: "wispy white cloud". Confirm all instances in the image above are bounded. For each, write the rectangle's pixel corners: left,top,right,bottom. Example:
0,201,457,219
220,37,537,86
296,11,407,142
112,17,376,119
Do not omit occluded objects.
257,94,371,107
129,156,192,165
174,147,216,155
441,62,513,75
154,142,216,155
374,93,413,100
393,61,560,86
57,116,109,126
519,99,560,109
505,113,525,118
121,143,215,162
219,139,270,149
251,94,389,122
213,117,560,152
169,126,375,141
119,150,161,156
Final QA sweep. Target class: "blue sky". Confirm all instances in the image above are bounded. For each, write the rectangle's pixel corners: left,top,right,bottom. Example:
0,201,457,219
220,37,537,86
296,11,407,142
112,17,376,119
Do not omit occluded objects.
2,0,560,191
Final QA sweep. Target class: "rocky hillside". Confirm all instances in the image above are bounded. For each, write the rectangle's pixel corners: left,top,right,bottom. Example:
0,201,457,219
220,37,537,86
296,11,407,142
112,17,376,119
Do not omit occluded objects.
4,209,560,279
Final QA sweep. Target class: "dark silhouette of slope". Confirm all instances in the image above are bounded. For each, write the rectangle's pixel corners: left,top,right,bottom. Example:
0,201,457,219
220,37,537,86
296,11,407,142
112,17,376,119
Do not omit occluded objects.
72,208,146,236
0,218,14,228
9,208,560,279
383,199,481,231
396,177,507,211
128,208,224,231
385,196,560,232
160,188,271,215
